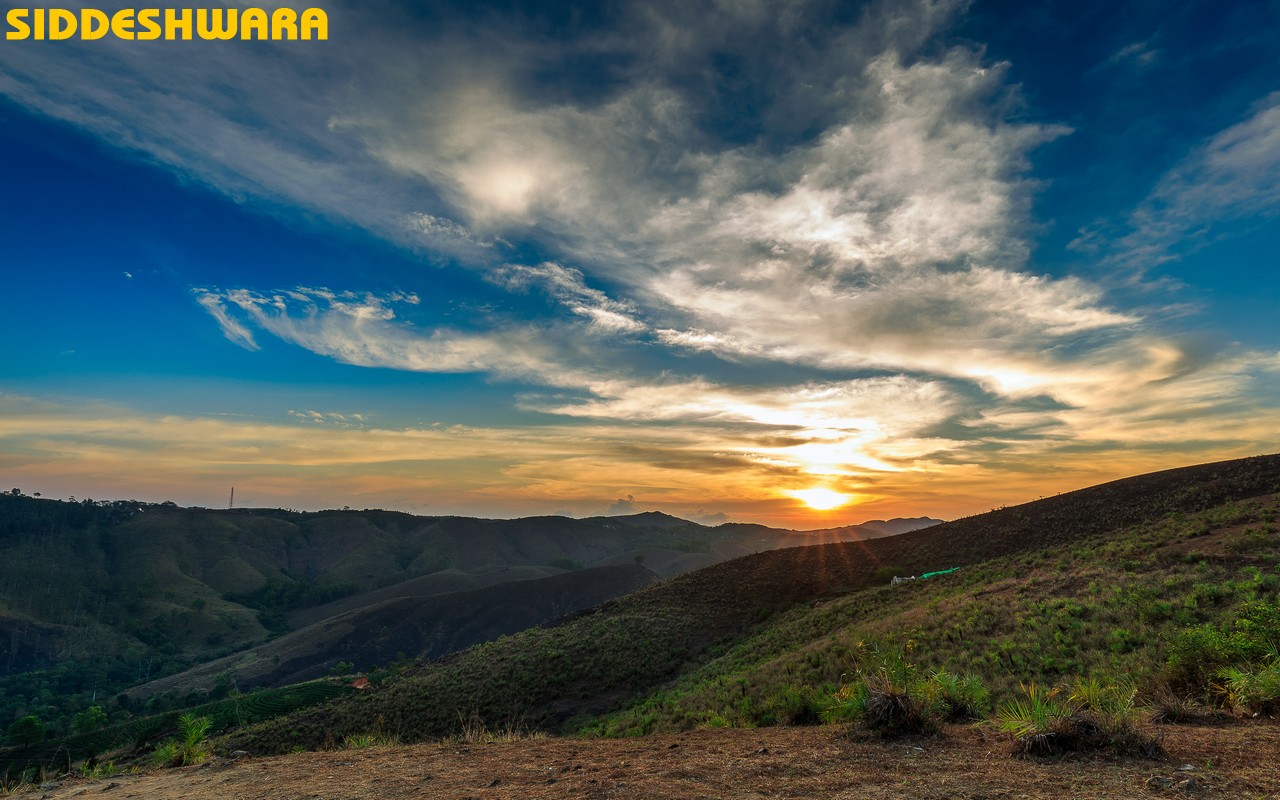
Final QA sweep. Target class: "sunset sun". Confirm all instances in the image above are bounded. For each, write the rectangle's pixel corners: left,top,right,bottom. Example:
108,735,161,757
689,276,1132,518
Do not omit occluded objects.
788,488,850,511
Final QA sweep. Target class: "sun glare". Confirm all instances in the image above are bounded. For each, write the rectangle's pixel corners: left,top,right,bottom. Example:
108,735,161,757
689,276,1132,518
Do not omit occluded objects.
788,487,849,511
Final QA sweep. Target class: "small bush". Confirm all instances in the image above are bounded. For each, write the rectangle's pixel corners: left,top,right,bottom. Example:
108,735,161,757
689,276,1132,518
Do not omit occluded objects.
150,741,181,768
996,683,1078,756
1217,660,1280,715
1144,685,1217,725
921,670,989,722
824,645,938,738
79,760,122,779
343,733,400,749
151,714,212,767
761,684,824,726
996,680,1161,758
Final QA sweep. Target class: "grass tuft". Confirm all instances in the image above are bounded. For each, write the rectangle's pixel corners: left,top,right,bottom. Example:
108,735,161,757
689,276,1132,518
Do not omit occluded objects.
996,680,1161,758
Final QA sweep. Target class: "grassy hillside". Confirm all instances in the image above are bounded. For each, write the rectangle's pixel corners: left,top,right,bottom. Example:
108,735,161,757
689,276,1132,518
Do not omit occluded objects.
596,496,1279,735
223,454,1280,753
0,492,924,738
127,563,661,697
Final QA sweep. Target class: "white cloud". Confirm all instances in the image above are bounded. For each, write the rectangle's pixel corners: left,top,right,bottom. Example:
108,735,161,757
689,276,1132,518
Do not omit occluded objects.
1080,92,1280,272
287,410,369,428
1105,40,1159,68
194,286,593,385
4,0,1278,515
490,262,646,334
196,291,259,350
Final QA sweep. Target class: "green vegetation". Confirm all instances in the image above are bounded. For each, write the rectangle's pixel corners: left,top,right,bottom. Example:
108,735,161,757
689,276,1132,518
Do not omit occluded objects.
817,644,987,738
342,732,400,749
821,644,941,738
6,455,1280,771
4,718,42,748
995,678,1159,757
1,681,351,778
151,714,212,767
1217,659,1280,714
592,498,1279,737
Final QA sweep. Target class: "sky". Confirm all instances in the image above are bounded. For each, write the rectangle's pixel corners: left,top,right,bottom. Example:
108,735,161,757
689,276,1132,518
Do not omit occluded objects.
1,0,1279,528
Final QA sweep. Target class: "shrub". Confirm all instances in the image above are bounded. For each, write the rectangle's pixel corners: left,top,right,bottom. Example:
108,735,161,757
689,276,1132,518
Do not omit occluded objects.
996,679,1161,758
1144,685,1215,725
1217,659,1280,715
1164,601,1280,693
921,670,990,722
996,683,1077,756
151,714,212,767
150,741,181,768
761,684,824,726
824,644,937,738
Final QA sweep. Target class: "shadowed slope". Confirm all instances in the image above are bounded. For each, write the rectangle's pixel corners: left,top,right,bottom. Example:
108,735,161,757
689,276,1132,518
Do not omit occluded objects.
227,454,1280,751
127,563,660,697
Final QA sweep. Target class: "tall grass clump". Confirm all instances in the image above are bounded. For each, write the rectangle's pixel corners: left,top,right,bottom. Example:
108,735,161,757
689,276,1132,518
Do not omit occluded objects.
921,670,990,722
824,643,985,738
1217,656,1280,715
342,732,400,749
996,678,1160,757
151,714,212,767
448,712,547,744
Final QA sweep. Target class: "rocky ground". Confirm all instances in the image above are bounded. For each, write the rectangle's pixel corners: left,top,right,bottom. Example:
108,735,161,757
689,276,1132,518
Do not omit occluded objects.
12,722,1280,799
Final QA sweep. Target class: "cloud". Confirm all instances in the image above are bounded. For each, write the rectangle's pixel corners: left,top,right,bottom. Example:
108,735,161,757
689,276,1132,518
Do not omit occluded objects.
193,286,595,385
490,262,646,334
1077,92,1280,273
3,0,1278,525
605,494,637,515
689,509,730,526
287,410,369,428
196,291,258,350
1105,40,1159,69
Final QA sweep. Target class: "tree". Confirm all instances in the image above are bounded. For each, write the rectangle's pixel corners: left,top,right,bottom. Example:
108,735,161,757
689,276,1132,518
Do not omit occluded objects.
71,705,108,734
8,715,44,746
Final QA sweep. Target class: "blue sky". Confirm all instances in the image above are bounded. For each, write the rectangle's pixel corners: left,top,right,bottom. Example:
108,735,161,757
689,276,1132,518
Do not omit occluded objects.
1,0,1278,526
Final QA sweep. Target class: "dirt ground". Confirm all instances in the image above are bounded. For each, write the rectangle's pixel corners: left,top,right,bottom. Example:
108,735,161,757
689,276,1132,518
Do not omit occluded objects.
13,723,1280,800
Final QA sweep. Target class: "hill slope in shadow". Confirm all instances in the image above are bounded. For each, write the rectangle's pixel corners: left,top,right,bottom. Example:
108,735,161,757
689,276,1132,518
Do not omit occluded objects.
224,453,1280,752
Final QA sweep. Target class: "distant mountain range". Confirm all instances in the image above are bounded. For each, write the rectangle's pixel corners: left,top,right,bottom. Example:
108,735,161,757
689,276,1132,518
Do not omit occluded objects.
6,454,1280,772
0,492,939,718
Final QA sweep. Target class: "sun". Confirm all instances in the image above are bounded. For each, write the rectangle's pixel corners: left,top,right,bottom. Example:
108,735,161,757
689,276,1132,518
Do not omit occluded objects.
787,487,850,511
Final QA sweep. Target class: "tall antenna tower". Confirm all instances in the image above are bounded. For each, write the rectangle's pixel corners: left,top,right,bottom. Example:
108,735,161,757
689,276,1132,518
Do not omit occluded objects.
228,487,235,509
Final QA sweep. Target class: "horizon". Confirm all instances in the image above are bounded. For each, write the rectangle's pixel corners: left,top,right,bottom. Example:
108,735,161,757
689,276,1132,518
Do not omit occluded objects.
3,0,1279,529
2,484,947,532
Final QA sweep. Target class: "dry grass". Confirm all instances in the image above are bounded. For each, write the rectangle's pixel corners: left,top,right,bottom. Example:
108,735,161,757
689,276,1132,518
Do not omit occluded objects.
7,724,1280,800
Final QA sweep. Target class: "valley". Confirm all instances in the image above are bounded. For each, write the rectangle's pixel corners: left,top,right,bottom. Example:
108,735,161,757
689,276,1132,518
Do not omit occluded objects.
3,454,1280,797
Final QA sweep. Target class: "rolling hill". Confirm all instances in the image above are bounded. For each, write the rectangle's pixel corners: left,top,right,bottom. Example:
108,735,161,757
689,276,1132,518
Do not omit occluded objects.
215,453,1280,752
0,492,935,737
1,453,1277,780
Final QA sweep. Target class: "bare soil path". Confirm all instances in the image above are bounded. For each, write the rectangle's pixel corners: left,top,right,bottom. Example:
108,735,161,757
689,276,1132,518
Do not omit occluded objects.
15,723,1280,800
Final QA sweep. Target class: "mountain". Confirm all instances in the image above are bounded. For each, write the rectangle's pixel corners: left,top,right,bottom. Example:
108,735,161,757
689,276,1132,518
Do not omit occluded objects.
3,453,1279,774
126,563,661,698
216,452,1280,752
0,493,936,735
